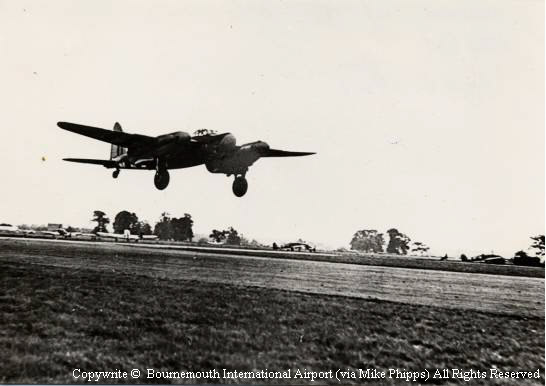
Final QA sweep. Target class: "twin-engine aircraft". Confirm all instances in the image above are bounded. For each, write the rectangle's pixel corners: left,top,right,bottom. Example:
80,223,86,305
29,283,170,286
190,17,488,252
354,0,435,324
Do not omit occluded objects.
58,122,315,197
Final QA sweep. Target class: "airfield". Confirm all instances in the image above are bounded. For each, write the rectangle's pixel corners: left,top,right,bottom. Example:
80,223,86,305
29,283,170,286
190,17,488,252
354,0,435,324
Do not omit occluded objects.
1,237,544,384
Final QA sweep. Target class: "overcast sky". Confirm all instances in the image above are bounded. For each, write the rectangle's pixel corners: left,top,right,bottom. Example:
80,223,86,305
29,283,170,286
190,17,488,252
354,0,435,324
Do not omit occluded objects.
0,0,543,256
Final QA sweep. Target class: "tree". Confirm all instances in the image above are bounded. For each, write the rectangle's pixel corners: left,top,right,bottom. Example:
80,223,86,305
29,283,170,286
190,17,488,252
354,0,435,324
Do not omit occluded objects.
514,250,530,260
249,239,263,248
411,242,430,256
154,212,174,240
91,210,109,233
226,227,242,245
240,235,250,246
386,228,411,255
153,212,194,241
134,221,152,236
530,235,545,257
513,250,542,267
460,254,468,262
208,226,242,245
113,211,139,234
210,229,227,243
181,214,194,241
170,214,194,241
350,230,385,253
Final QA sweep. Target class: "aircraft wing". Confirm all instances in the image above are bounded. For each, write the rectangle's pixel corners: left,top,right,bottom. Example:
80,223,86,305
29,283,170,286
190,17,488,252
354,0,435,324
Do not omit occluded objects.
58,122,155,148
261,149,316,157
63,158,118,168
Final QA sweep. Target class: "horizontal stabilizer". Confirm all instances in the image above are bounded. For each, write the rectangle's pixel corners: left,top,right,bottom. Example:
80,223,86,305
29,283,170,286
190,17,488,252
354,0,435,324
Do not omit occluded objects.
261,149,316,157
63,158,117,168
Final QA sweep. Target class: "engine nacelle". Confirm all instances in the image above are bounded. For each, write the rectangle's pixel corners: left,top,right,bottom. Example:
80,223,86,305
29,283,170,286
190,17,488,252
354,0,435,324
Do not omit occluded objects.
153,131,191,156
156,131,191,145
206,144,261,175
216,133,237,153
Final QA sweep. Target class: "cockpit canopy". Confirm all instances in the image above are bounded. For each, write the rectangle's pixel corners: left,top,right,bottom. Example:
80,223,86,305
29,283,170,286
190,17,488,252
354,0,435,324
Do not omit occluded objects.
193,129,218,137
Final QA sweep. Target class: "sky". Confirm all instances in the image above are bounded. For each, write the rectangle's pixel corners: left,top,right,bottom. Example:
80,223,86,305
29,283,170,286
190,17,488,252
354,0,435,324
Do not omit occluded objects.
0,0,543,256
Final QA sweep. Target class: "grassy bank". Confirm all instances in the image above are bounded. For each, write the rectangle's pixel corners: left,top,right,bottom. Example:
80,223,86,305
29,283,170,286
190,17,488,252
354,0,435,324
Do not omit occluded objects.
1,260,543,384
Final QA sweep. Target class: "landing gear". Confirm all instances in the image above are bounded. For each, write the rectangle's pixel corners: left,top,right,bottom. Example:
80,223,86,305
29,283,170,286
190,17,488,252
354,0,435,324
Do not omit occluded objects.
154,157,170,190
232,175,248,197
154,170,170,190
112,169,120,179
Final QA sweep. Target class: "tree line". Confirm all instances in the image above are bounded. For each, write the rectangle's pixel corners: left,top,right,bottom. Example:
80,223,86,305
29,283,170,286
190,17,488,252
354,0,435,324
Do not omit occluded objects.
350,226,544,267
90,210,257,246
68,211,546,264
512,235,544,266
350,228,429,256
91,210,194,241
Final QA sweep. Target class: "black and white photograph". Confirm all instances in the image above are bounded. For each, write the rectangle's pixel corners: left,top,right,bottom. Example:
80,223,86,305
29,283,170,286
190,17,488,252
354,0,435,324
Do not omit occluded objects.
0,0,544,384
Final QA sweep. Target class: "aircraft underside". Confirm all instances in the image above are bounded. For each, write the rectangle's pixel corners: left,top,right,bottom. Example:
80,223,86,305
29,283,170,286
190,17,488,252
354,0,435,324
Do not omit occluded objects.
110,156,251,197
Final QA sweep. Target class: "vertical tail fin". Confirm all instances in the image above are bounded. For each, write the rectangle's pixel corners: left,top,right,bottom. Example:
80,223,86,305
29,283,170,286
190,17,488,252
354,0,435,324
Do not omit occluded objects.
110,122,127,160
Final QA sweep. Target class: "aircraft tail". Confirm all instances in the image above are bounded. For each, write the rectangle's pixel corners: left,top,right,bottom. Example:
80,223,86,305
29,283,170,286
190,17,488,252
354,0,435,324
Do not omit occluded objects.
110,122,127,160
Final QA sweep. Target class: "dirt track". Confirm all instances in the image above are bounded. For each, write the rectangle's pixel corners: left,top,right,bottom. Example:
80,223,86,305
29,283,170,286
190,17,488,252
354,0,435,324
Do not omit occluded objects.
0,238,543,317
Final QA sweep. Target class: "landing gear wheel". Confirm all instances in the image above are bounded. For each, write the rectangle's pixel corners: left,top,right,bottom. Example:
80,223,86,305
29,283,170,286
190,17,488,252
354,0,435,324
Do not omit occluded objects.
154,170,170,190
232,176,248,197
112,169,120,179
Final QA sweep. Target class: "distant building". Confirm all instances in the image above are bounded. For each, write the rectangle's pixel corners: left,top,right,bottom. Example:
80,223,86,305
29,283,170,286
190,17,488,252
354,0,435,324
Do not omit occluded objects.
47,223,63,231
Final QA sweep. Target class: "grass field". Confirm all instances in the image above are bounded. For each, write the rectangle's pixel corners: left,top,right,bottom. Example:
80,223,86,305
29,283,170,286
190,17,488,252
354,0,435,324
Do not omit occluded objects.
1,239,543,317
131,243,545,278
2,236,544,278
1,243,544,384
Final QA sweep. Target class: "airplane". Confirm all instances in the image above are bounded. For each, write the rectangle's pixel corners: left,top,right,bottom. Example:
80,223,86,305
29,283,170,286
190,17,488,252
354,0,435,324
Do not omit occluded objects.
0,223,21,235
58,122,315,197
96,231,138,242
41,228,82,238
96,230,158,242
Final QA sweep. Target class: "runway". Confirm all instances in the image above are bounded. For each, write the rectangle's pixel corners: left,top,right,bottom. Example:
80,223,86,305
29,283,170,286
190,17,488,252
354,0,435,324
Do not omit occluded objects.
0,238,543,317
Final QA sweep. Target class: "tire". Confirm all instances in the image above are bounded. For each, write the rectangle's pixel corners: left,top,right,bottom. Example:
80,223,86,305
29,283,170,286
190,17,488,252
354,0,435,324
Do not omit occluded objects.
154,171,170,190
232,176,248,197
